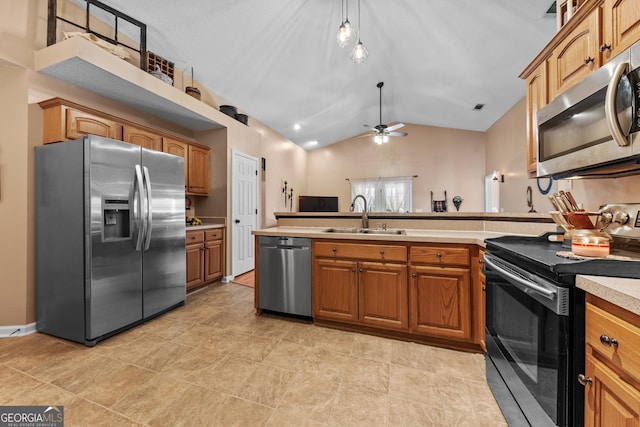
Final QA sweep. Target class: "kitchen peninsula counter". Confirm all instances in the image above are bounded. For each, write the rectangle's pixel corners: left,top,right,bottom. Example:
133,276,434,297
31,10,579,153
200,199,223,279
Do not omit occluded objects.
253,226,510,245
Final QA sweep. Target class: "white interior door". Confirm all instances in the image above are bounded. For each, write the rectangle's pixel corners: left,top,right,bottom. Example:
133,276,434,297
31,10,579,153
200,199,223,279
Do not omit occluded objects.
231,151,259,277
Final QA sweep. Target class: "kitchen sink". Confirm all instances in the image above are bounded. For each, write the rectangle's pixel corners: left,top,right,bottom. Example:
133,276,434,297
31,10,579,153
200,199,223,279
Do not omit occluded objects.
322,227,406,235
359,228,406,235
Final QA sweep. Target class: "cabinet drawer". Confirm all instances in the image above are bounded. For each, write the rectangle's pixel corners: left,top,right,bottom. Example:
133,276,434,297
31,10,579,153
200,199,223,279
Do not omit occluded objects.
314,241,406,262
586,302,640,382
186,230,205,244
205,229,223,241
409,245,470,266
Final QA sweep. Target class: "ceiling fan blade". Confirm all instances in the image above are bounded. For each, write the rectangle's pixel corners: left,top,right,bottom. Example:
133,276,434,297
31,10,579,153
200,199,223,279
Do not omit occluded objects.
385,123,405,132
388,131,408,137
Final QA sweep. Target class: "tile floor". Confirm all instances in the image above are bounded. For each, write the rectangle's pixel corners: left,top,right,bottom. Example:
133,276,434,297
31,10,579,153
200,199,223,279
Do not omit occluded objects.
0,282,507,426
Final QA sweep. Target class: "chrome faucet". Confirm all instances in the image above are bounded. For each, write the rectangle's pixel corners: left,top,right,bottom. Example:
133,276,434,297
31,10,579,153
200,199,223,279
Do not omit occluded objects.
350,195,369,229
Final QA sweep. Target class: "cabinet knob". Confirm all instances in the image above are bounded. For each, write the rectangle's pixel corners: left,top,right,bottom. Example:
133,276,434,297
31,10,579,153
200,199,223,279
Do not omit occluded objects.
359,269,363,273
584,56,594,64
379,249,385,255
478,259,485,264
599,334,618,348
577,374,593,386
352,268,356,273
482,286,486,291
599,43,611,53
436,253,442,258
412,273,417,278
332,247,337,253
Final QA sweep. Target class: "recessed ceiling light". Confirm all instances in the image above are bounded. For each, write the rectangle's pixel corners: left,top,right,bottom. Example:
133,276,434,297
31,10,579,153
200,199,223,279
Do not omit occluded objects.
308,140,318,146
293,123,301,131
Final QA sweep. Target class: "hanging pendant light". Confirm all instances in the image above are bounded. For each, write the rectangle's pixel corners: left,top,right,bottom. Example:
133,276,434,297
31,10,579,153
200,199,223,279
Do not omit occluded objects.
350,0,368,63
337,0,357,48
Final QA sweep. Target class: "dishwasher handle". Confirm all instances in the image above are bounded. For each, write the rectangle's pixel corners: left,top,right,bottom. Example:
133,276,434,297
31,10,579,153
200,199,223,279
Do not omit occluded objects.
261,245,310,250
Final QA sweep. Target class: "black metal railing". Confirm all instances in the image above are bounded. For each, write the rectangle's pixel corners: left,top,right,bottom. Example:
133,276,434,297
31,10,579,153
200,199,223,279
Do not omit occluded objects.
47,0,147,70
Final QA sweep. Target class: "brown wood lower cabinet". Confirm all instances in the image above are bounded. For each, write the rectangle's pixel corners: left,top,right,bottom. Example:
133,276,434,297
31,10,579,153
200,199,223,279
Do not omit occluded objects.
311,240,483,351
312,241,409,332
409,265,471,340
583,296,640,426
186,228,225,291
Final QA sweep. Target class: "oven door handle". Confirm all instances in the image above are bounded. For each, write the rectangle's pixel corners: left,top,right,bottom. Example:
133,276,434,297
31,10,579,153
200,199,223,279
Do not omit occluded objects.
484,254,556,300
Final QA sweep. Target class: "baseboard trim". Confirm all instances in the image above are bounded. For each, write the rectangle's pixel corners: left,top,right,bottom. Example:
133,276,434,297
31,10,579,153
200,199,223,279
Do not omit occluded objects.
0,322,37,338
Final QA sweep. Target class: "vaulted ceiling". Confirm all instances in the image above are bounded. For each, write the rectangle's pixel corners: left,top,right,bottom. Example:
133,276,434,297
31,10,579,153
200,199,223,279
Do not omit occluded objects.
86,0,557,149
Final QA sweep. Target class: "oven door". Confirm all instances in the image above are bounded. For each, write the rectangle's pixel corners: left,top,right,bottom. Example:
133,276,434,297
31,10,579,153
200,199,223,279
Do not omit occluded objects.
484,253,572,427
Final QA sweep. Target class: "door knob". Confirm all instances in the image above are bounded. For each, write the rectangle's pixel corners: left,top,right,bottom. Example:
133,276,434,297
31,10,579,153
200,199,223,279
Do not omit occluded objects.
235,219,240,224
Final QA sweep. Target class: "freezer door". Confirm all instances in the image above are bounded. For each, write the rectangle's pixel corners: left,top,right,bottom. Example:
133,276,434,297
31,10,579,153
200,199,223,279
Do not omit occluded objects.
141,148,186,317
87,136,143,340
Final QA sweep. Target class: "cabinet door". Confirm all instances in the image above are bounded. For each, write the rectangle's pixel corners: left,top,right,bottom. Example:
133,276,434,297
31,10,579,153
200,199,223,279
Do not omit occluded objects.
550,7,601,99
409,266,472,340
602,0,640,62
204,239,223,282
358,262,408,331
584,354,640,427
186,243,204,290
313,258,358,323
163,137,189,191
188,144,210,195
66,108,123,140
526,60,548,178
123,125,163,151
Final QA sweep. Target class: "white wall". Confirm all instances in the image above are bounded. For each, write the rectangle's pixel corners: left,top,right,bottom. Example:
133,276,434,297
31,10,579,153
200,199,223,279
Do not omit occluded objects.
307,123,487,213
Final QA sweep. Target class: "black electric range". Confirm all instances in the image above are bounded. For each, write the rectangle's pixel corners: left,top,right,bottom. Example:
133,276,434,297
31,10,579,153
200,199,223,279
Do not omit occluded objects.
484,203,640,427
485,232,640,285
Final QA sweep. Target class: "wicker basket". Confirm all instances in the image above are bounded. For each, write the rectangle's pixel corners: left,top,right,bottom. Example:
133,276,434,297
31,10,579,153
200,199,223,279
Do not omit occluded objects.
146,51,174,86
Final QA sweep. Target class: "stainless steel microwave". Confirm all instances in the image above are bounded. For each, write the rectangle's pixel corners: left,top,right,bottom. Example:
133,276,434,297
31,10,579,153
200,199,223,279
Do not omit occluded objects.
536,41,640,179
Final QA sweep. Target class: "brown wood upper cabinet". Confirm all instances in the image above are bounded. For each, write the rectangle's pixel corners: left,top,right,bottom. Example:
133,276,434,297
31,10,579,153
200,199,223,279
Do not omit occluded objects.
39,98,210,196
123,125,163,151
40,98,123,143
525,60,549,177
163,137,189,191
521,0,640,177
188,144,210,195
162,138,209,195
549,6,601,100
601,0,640,62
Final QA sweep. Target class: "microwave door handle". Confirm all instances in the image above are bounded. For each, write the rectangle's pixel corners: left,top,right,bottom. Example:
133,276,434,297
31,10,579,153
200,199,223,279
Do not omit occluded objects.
134,164,145,251
605,62,630,147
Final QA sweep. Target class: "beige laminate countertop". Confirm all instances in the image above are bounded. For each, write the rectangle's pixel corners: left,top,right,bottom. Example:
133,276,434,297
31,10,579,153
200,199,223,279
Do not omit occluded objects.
186,224,225,231
577,275,640,316
253,226,521,246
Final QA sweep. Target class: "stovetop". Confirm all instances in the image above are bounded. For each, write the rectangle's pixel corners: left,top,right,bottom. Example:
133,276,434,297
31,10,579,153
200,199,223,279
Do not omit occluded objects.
485,233,640,282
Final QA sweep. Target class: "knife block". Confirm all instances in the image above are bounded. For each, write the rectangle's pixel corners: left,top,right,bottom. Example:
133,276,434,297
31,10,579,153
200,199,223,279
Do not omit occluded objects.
563,211,595,229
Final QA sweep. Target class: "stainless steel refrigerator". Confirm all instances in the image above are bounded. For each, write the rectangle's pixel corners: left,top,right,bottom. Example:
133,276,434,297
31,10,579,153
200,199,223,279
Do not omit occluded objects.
35,135,186,346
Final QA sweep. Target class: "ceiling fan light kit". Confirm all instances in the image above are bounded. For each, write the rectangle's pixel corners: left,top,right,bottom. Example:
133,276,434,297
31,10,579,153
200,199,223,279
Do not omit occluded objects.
365,82,408,145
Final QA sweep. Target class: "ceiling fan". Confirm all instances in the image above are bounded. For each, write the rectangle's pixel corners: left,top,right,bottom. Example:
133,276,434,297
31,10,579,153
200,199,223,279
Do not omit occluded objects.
363,81,408,144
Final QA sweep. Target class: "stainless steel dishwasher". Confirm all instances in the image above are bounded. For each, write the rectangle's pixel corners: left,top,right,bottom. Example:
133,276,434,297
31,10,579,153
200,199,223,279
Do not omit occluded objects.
258,236,311,317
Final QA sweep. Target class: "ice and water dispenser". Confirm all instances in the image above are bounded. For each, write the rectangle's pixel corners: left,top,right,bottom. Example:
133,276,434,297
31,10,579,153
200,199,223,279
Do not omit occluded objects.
102,197,130,241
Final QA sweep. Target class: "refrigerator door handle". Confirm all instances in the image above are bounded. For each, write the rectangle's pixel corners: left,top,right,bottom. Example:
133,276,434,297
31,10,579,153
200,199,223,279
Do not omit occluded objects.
142,166,153,251
134,164,146,251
